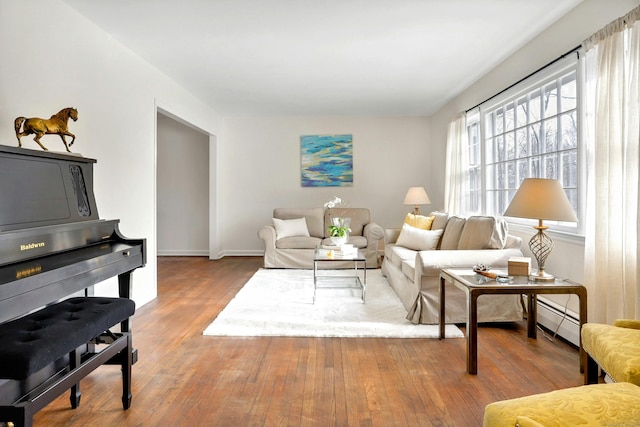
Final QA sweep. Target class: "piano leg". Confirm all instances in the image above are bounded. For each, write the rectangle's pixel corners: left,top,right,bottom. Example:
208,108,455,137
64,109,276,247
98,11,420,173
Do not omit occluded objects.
118,270,133,300
121,333,133,409
118,270,134,333
69,349,82,408
118,271,135,409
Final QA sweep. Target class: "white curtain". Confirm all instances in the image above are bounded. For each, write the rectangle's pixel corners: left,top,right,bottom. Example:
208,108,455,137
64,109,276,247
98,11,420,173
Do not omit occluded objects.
583,6,640,323
444,113,469,215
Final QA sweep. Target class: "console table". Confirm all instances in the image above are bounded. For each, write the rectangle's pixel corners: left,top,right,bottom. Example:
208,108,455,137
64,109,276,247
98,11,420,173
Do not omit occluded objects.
438,268,587,375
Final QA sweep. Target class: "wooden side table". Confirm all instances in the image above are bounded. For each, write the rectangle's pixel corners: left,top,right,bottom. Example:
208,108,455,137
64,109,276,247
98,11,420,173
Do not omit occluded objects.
439,268,587,375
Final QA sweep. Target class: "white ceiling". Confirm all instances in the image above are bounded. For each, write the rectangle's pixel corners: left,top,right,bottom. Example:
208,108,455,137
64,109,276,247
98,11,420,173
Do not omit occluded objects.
62,0,583,117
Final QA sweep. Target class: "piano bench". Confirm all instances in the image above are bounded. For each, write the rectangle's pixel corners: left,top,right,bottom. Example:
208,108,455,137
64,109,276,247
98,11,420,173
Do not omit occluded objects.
0,297,135,427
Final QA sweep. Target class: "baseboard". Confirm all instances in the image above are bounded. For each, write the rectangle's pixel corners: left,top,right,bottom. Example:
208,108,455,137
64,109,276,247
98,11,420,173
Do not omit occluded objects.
535,296,581,347
218,250,264,257
157,250,263,258
157,250,209,256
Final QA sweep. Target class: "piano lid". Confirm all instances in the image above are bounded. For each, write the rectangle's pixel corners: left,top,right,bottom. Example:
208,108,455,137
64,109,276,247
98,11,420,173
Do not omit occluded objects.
0,145,99,232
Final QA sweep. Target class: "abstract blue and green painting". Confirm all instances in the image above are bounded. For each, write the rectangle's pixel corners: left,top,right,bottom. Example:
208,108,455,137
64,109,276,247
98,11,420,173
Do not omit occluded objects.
301,134,353,187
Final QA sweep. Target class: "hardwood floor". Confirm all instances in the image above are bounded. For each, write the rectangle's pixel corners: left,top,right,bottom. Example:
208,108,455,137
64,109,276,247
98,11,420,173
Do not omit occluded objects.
33,256,584,426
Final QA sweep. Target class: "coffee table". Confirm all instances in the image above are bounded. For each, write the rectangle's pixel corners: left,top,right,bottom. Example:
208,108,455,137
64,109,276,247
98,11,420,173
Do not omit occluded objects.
439,268,587,375
313,246,366,303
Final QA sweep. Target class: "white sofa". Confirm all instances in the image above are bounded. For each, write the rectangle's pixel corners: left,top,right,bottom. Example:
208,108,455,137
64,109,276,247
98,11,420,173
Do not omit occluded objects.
258,207,384,268
382,212,525,324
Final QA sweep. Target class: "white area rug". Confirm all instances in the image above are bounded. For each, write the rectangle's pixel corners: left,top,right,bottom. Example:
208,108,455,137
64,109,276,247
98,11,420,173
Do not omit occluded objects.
203,269,463,338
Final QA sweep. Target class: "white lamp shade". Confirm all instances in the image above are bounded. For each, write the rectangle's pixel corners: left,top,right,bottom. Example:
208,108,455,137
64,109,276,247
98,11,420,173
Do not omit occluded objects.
403,187,431,205
503,178,577,222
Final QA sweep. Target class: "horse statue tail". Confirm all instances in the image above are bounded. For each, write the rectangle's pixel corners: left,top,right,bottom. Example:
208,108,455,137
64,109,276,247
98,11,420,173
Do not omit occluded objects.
14,117,26,135
14,117,26,146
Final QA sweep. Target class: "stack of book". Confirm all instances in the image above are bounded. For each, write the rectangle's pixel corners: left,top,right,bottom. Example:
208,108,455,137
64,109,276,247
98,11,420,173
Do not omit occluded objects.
320,244,357,258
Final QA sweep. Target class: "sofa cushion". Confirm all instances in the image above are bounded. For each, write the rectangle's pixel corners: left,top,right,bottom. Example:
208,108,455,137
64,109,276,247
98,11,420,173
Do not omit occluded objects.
513,416,545,427
348,235,367,249
458,216,508,250
404,213,434,230
275,236,321,249
483,383,640,427
272,217,310,239
429,211,450,230
274,208,324,238
385,244,416,269
396,224,443,251
439,216,466,250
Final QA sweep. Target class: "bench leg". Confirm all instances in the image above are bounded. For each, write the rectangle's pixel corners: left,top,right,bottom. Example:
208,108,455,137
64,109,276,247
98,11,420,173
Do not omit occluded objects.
0,405,32,427
585,353,600,384
69,349,82,408
121,333,133,410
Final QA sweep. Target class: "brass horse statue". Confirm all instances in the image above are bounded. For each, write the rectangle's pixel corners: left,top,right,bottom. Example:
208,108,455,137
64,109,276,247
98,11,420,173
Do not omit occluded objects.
15,107,78,152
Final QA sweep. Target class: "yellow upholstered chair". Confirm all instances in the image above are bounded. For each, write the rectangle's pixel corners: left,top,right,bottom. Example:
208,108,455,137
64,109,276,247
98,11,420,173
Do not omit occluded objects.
581,319,640,385
483,382,640,426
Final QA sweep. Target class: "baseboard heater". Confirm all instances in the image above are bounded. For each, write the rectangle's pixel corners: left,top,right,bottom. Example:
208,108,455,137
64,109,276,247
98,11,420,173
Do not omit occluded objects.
535,297,581,347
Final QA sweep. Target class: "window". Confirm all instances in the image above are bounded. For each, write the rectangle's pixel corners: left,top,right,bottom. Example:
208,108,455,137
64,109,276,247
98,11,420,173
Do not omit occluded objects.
466,57,582,233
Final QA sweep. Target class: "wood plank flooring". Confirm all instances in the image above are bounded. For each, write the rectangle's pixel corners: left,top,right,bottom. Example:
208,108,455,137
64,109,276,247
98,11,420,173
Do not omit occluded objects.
32,256,584,426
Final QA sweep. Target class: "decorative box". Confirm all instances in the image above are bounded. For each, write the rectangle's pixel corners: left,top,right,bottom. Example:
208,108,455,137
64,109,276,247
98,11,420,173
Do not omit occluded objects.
508,257,531,276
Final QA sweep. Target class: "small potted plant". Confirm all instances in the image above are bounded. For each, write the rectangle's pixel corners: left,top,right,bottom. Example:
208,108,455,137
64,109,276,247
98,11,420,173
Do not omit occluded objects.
324,196,351,246
327,217,351,245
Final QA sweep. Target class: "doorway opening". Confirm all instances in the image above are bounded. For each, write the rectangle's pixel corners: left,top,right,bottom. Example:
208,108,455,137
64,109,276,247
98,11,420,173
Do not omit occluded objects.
156,111,210,256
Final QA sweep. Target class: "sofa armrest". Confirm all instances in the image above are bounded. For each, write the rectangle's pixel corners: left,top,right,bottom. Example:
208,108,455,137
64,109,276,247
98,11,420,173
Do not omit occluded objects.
384,228,401,245
505,234,523,249
613,319,640,330
258,225,277,248
363,222,384,246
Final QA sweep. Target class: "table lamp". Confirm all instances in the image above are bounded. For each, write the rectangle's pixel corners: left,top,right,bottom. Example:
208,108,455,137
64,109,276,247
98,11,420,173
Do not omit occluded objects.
503,178,577,281
403,187,431,215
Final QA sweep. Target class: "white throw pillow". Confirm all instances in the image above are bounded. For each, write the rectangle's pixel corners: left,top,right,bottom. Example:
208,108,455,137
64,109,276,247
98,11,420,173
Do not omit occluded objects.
272,217,310,239
396,224,443,251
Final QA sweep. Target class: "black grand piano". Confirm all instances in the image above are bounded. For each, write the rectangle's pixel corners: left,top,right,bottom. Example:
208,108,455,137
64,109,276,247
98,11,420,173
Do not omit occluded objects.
0,145,146,426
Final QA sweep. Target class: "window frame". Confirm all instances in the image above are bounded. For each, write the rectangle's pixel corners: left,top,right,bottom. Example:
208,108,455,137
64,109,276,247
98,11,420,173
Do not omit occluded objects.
466,54,585,236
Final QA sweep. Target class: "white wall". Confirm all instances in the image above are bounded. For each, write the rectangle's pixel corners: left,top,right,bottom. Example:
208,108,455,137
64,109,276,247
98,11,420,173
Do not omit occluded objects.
428,0,640,313
219,116,431,256
0,0,223,306
157,113,209,256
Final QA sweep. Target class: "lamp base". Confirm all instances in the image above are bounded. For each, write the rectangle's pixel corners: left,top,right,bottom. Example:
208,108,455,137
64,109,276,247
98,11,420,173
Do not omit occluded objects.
529,270,555,282
528,221,555,282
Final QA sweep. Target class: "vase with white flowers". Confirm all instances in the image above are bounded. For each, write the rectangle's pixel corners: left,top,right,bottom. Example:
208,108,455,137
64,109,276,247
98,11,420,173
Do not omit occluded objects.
324,196,351,246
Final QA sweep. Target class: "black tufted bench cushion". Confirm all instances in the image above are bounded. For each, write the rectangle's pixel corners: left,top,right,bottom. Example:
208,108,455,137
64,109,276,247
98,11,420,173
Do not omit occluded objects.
0,297,135,380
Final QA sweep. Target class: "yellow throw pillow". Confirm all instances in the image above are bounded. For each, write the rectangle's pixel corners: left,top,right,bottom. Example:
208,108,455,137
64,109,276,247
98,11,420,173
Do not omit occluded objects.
404,213,434,230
